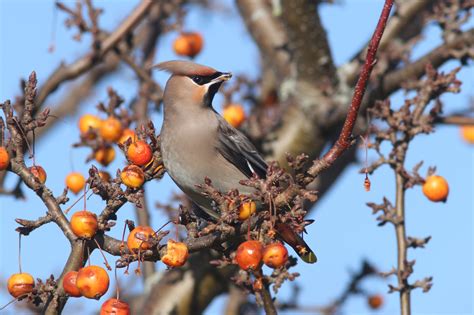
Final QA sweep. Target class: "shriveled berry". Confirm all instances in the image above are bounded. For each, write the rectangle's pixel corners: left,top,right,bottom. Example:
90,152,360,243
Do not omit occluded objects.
162,239,189,267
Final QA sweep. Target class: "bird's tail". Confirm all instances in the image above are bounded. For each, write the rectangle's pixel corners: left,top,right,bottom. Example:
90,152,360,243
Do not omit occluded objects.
275,222,317,264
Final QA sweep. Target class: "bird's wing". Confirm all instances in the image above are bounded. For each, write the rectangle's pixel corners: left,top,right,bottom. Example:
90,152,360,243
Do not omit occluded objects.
215,115,267,179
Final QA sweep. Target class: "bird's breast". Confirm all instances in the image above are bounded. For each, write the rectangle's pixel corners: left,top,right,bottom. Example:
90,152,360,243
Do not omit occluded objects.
161,113,254,212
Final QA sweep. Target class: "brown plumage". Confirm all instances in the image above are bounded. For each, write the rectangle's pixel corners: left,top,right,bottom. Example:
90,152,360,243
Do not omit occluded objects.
155,60,316,263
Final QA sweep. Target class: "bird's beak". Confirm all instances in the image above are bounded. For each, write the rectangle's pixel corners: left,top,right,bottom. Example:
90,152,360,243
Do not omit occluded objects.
210,72,232,84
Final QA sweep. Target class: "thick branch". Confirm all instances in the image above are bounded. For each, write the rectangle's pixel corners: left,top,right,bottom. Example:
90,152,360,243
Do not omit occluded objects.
236,0,290,79
280,0,337,86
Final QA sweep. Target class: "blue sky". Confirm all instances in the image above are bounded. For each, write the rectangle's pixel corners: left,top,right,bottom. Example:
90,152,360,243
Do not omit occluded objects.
0,1,472,314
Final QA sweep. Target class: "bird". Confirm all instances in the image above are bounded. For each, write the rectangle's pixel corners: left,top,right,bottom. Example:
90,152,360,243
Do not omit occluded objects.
154,60,316,263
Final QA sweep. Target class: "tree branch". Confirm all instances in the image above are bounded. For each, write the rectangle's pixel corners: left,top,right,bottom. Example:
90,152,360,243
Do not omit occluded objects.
36,0,155,107
308,0,394,178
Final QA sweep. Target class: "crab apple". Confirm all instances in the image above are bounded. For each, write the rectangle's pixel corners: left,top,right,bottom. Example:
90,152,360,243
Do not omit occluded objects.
29,165,47,184
70,210,98,239
79,114,102,138
118,128,135,145
66,172,86,194
368,294,384,309
100,298,130,315
94,146,116,166
0,147,9,170
238,201,256,220
62,271,81,297
100,117,123,142
162,239,189,267
461,125,474,144
173,32,203,58
76,265,109,299
262,242,288,269
7,273,35,298
127,140,153,166
422,175,449,202
235,240,263,271
223,104,246,128
127,226,155,252
120,165,145,188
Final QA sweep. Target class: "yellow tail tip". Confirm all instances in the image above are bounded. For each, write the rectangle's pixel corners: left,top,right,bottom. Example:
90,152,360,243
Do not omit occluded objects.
300,251,317,264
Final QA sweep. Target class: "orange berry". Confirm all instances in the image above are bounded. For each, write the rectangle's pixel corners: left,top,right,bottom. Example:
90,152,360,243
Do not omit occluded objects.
235,240,263,271
66,172,86,194
368,294,384,309
99,171,111,183
118,128,135,145
173,32,203,58
100,298,130,315
162,239,189,267
76,265,109,299
79,114,102,139
94,146,116,166
262,243,288,268
238,201,256,220
461,125,474,144
223,104,246,128
127,140,153,166
100,117,123,142
120,165,145,188
127,226,155,252
7,273,35,298
29,165,47,184
62,271,81,297
422,175,449,202
70,210,98,239
0,146,10,170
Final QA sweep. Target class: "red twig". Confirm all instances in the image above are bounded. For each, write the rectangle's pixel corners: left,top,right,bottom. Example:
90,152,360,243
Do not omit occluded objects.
308,0,394,177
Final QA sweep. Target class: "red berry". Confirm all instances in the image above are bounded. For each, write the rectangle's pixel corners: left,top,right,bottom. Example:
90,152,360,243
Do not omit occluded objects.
76,265,109,299
0,146,10,170
127,226,155,252
65,172,86,194
368,294,384,309
127,141,153,166
62,271,81,297
235,240,263,271
422,175,449,202
100,298,130,315
7,273,35,298
70,210,98,239
262,243,288,268
120,165,145,188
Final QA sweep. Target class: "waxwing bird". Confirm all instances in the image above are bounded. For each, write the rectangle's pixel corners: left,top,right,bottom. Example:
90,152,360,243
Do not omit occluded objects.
154,60,316,263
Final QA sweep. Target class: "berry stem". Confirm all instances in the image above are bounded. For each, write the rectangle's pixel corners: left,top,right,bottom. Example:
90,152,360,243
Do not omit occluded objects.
18,233,22,274
93,238,111,270
114,264,120,300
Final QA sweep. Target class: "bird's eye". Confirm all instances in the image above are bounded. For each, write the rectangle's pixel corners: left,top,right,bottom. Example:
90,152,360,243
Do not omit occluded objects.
191,76,203,84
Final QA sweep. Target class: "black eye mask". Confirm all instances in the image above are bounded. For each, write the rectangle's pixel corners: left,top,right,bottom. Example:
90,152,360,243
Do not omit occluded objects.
190,72,223,85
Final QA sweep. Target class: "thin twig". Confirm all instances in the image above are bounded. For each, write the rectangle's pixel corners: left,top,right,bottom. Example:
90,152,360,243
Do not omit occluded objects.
308,0,394,178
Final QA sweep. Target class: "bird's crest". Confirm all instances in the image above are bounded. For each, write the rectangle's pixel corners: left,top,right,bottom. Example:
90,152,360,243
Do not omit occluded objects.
152,60,217,77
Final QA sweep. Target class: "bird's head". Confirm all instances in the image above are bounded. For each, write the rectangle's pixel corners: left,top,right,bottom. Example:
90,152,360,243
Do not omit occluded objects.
153,60,232,109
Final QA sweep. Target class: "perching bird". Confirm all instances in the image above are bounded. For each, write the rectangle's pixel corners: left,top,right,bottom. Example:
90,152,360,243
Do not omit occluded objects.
155,60,316,263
